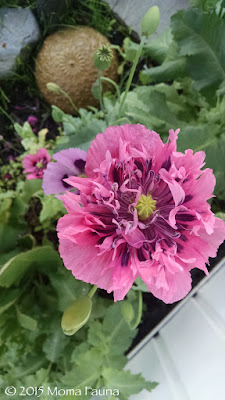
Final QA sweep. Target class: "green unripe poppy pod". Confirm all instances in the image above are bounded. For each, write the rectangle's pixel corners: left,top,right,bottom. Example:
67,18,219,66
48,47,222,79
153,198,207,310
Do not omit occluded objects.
140,5,160,38
94,44,113,70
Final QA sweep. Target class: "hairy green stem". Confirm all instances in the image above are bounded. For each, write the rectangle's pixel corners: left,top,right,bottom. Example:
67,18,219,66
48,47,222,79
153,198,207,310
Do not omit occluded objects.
88,284,98,298
58,88,80,115
97,69,104,113
132,290,143,330
0,105,15,124
118,35,146,117
100,76,121,101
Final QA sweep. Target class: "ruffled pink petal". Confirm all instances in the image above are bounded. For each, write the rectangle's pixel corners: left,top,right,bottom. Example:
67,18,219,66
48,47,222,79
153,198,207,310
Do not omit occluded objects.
160,168,185,206
58,238,137,300
139,259,192,303
86,124,164,177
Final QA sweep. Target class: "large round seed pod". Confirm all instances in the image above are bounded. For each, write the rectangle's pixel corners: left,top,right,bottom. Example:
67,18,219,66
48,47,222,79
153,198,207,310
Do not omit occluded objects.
35,27,118,114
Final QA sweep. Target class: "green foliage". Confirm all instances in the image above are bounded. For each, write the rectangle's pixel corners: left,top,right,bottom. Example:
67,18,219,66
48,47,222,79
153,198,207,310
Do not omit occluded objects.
189,0,219,10
52,107,107,152
102,368,158,400
171,8,225,98
0,246,62,288
39,195,66,229
142,7,225,102
61,302,156,400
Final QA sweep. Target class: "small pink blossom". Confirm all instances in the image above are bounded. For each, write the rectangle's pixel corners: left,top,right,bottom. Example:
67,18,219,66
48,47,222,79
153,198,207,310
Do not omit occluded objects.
22,148,51,180
57,124,225,303
27,115,38,127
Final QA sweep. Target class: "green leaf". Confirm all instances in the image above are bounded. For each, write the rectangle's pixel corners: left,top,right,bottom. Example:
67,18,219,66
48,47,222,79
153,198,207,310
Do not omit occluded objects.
52,105,65,122
132,89,183,134
140,57,186,84
143,28,174,63
0,225,21,254
20,179,43,203
39,195,65,225
102,368,158,400
171,9,225,99
189,0,219,10
123,37,140,62
216,212,225,221
43,320,69,362
177,126,225,198
54,120,107,152
88,303,136,356
16,307,38,331
177,124,218,153
62,348,103,389
0,246,62,287
0,289,19,315
49,269,89,312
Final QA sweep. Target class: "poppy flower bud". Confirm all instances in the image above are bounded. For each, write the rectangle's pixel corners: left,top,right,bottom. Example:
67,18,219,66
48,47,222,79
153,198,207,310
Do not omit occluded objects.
61,296,92,336
140,6,160,38
121,302,134,323
46,82,61,93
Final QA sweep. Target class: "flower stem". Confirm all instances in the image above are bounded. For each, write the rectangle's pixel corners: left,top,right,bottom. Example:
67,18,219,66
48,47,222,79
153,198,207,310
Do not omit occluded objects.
88,284,98,298
98,69,104,113
58,88,80,115
0,105,15,124
118,35,146,117
218,4,224,18
132,290,143,330
100,76,120,101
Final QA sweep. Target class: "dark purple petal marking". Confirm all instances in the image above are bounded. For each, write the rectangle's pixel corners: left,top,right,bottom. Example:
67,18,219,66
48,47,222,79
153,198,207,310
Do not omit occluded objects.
184,194,193,203
134,160,144,172
176,242,184,253
112,166,121,184
180,234,188,242
161,157,171,171
121,245,130,267
177,213,196,222
74,159,86,172
137,247,146,262
62,174,71,188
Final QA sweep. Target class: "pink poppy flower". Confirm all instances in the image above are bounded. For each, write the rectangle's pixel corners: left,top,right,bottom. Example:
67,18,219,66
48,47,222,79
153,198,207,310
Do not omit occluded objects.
22,148,51,180
57,124,225,303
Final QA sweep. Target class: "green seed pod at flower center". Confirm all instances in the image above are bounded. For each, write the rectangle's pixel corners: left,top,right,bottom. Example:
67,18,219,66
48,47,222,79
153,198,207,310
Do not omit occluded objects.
36,162,43,169
135,194,156,220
